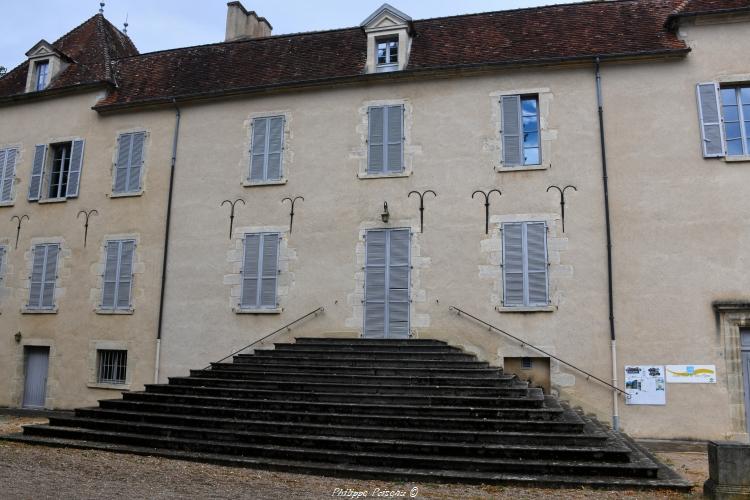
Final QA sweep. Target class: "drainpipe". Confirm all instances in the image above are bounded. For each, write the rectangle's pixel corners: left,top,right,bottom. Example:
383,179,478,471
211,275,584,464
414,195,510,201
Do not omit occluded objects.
595,57,620,431
154,99,181,384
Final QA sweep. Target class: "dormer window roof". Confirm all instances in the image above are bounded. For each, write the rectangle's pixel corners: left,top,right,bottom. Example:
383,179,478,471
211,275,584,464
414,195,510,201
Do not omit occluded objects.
24,39,70,93
360,3,412,74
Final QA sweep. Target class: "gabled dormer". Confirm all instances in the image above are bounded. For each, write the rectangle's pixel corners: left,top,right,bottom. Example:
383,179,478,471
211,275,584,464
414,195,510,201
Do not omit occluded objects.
360,3,412,74
24,40,69,93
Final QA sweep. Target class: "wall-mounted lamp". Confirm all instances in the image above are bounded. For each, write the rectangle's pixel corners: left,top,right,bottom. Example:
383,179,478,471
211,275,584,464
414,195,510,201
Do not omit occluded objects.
381,202,390,224
14,331,22,343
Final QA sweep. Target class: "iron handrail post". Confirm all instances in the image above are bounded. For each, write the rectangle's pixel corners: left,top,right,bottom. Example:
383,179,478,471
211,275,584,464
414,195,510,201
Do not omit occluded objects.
203,306,324,369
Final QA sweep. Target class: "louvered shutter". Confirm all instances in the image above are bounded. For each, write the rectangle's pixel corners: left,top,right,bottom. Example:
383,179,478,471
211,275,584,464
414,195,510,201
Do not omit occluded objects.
29,245,46,308
364,230,387,338
502,223,524,306
0,148,17,202
28,145,46,201
41,244,59,308
66,139,85,198
250,118,267,181
386,105,404,173
241,234,261,307
114,134,132,193
501,95,523,166
696,83,725,157
29,244,58,309
101,241,119,309
387,229,410,338
117,241,135,309
368,106,384,173
259,234,279,307
128,133,145,192
0,246,6,281
526,222,549,305
266,117,284,181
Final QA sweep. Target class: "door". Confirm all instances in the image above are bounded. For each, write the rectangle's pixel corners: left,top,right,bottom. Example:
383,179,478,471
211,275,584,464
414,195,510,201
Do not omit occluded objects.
22,346,49,408
364,228,410,338
741,328,750,434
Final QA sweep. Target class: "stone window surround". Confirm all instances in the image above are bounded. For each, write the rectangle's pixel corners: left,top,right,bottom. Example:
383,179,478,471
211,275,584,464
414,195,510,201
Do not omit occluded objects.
225,225,296,314
489,87,556,172
107,128,151,198
92,234,145,315
479,213,571,313
87,340,133,390
240,110,292,187
713,301,750,442
346,217,431,335
20,236,70,314
354,99,420,179
0,143,22,207
12,338,57,408
32,134,85,202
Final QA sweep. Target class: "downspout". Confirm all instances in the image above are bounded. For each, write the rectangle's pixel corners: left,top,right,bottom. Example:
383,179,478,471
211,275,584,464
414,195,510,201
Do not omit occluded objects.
154,99,181,384
595,57,620,431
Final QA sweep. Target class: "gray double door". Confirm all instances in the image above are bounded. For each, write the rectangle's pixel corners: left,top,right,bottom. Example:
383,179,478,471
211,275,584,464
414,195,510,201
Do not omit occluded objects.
364,228,410,338
742,328,750,434
23,346,49,408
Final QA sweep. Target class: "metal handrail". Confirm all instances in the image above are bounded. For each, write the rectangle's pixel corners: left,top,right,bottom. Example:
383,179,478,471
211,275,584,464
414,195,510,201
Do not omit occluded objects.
449,305,629,398
203,307,324,369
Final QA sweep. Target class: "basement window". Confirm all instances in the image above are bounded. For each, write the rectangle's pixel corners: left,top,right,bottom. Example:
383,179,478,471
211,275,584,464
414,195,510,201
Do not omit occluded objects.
97,349,127,385
522,357,533,370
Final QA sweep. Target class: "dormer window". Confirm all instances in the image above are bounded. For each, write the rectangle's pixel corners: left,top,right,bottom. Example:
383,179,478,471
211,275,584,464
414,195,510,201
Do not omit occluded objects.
34,60,49,91
361,4,412,74
376,38,398,71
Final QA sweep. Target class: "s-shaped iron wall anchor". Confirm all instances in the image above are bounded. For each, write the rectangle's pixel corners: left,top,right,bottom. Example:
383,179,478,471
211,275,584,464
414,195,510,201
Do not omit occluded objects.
221,198,246,240
10,215,29,250
408,190,437,233
546,185,577,233
282,196,304,234
472,189,502,234
77,209,99,247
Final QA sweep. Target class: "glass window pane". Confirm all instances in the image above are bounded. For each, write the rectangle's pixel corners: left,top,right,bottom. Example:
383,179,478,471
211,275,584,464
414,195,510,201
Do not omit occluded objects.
721,88,737,106
725,122,742,140
740,87,750,104
377,46,386,64
524,132,539,148
524,148,540,165
389,44,398,62
723,105,739,122
521,98,537,115
743,105,750,120
523,115,538,133
727,139,743,156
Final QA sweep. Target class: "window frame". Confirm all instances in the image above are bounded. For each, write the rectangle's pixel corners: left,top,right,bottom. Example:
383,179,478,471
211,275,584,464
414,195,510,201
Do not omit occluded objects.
113,131,146,195
47,142,71,199
35,60,49,91
26,243,59,311
720,85,750,157
0,147,18,203
239,232,280,311
367,104,405,175
248,116,285,184
520,95,541,166
96,349,128,385
501,221,549,308
99,239,136,312
376,37,399,70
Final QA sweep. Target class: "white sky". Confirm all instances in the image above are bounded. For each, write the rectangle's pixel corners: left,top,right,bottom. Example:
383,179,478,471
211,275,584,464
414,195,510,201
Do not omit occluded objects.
1,0,572,70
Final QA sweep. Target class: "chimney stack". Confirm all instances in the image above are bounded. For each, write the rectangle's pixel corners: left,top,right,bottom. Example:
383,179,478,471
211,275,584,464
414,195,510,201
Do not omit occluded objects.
225,2,272,41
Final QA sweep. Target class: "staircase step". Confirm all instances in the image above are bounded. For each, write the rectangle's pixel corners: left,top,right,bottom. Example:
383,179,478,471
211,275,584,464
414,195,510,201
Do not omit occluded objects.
210,363,500,377
232,355,487,367
275,343,461,353
294,338,448,346
252,349,474,360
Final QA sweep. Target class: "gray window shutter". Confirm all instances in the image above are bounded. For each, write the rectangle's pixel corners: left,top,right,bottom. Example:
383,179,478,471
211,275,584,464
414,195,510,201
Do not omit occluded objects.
0,148,17,202
502,223,524,306
28,144,46,201
266,117,284,181
368,106,384,173
696,82,725,157
387,229,410,337
66,139,85,198
114,133,145,194
29,244,58,309
117,241,135,309
386,105,404,172
364,230,387,338
526,222,549,305
241,234,261,308
42,244,59,308
29,246,46,308
250,118,267,182
501,95,523,166
102,241,119,309
259,233,279,307
0,245,5,281
128,133,145,192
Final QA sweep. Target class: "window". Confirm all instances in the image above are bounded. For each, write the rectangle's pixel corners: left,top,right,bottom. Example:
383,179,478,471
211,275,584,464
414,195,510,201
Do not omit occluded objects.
368,105,404,174
376,38,398,72
28,140,85,201
28,243,59,310
0,147,18,203
501,95,540,167
101,240,135,311
249,116,284,183
97,350,127,385
240,233,279,310
502,222,549,307
114,132,145,194
35,61,49,91
522,357,533,370
721,86,750,156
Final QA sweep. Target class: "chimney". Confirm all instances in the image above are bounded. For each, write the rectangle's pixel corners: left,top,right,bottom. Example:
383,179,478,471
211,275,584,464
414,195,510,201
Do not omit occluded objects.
225,2,272,41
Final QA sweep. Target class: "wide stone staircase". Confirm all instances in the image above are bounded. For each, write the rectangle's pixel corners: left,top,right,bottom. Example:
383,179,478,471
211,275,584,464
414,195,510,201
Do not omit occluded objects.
6,338,690,490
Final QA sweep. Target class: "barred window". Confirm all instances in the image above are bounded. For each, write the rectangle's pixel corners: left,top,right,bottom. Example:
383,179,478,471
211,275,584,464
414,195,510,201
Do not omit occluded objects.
97,350,127,384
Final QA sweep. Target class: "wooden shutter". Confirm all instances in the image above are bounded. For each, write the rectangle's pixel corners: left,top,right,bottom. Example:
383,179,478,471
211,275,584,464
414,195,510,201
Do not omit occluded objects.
117,241,135,309
102,241,119,309
364,230,387,338
28,144,46,201
241,234,260,307
502,223,524,306
387,229,410,338
526,222,549,305
66,139,85,198
250,118,267,182
41,244,59,308
29,245,45,308
696,83,725,157
114,133,145,193
0,245,5,281
266,117,284,181
368,106,385,173
386,105,404,173
240,233,278,309
29,244,58,309
0,148,17,202
128,133,145,192
501,95,523,166
259,234,279,307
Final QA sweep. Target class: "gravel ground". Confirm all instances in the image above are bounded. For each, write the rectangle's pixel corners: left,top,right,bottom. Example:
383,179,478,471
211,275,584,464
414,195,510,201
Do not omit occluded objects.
0,416,706,500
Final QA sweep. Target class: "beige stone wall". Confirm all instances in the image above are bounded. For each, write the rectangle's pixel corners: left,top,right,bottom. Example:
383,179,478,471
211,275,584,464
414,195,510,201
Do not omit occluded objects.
0,91,173,409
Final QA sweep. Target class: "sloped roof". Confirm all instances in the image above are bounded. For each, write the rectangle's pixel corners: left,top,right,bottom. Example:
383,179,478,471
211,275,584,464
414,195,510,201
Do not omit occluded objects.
0,14,138,98
671,0,750,16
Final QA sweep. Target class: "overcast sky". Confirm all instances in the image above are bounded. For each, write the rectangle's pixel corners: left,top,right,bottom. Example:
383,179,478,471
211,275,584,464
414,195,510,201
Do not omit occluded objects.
1,0,571,70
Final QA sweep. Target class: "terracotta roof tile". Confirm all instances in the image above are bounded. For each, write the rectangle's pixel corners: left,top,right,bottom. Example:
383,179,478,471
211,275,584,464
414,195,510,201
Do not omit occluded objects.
672,0,750,16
